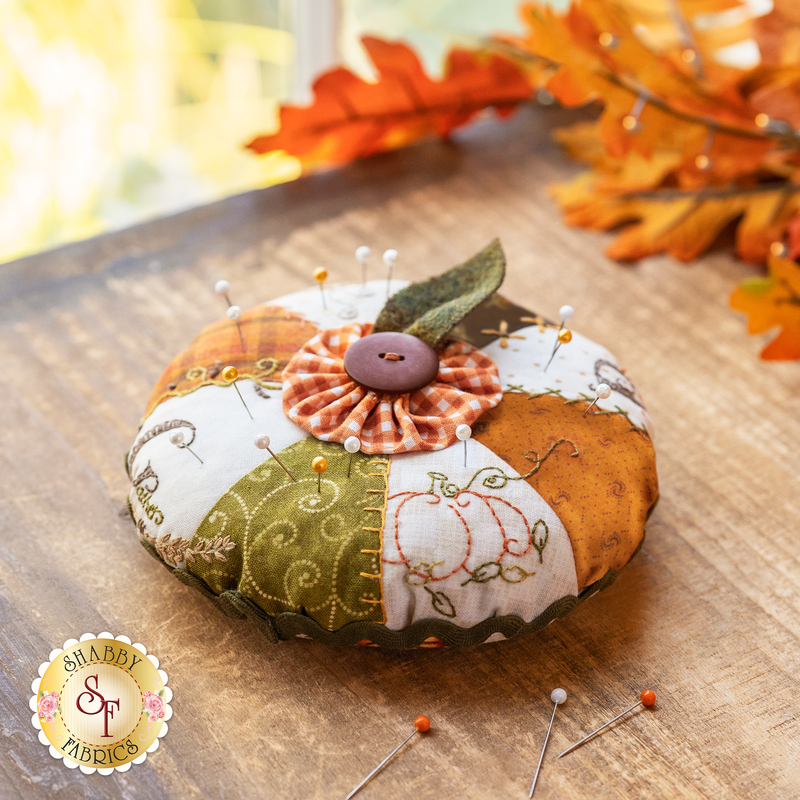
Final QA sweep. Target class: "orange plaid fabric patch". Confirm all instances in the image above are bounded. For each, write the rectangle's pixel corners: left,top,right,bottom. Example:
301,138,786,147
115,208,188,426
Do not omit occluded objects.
282,323,502,454
144,306,317,419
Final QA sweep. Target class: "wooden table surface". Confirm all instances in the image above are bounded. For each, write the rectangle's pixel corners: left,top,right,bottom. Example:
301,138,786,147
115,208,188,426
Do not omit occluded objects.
2,104,799,800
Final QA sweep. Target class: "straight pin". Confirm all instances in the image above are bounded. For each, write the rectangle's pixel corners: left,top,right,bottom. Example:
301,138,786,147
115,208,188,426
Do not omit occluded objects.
558,690,656,759
254,434,296,482
530,689,567,797
221,366,253,419
584,383,611,415
383,248,397,298
169,430,203,465
314,267,328,310
543,328,572,372
544,305,574,372
214,279,232,308
346,716,430,800
356,245,371,295
344,436,361,477
227,305,246,352
456,424,472,467
312,456,328,492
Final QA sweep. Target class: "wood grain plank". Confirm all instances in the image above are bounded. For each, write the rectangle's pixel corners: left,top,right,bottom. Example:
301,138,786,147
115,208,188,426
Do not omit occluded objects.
1,105,799,798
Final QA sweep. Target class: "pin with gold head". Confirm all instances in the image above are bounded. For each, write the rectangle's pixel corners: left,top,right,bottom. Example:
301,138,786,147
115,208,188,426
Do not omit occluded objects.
312,456,328,493
544,305,574,372
221,366,252,420
314,267,328,310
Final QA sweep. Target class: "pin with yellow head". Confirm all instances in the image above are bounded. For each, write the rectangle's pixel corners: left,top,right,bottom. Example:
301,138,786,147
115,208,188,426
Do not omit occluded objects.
221,365,253,420
314,267,328,310
544,306,574,372
312,456,328,493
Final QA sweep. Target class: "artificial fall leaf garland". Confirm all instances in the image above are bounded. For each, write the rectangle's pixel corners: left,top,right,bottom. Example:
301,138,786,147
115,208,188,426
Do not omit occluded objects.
246,0,800,360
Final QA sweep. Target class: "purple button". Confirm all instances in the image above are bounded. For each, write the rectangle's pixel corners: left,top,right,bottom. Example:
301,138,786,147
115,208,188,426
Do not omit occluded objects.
343,332,440,394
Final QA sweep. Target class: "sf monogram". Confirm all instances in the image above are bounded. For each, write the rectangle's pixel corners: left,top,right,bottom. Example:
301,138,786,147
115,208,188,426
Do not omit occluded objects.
76,674,120,738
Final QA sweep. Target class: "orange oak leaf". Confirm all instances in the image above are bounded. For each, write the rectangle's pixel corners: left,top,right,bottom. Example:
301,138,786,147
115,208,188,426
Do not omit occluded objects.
246,37,532,170
552,180,800,263
730,254,800,359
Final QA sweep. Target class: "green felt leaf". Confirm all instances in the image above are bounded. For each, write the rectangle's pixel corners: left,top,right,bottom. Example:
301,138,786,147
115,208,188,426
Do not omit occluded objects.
373,238,506,349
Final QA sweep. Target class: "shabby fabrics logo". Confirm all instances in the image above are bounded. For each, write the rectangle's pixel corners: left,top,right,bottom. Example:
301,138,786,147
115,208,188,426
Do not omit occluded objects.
30,633,171,774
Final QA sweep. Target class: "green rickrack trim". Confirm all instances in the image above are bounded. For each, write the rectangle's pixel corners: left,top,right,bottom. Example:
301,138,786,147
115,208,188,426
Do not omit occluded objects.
139,526,650,649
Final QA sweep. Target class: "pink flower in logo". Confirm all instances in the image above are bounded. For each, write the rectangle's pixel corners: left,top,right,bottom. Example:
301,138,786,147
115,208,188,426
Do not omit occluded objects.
38,693,59,718
143,691,164,722
44,714,54,724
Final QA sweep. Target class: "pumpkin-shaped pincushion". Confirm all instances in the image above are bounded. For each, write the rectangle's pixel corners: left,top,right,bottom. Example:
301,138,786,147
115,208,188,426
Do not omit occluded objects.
127,240,657,648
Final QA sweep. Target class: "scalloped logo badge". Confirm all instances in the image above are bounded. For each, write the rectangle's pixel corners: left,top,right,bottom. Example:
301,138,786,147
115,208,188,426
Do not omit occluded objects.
30,633,171,774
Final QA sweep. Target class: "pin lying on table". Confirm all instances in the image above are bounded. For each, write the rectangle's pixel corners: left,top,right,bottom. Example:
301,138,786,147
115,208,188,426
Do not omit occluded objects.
544,305,574,372
226,305,246,352
254,434,296,482
530,689,567,798
584,383,611,415
221,366,252,420
344,436,361,477
169,430,203,465
558,690,656,758
346,716,431,800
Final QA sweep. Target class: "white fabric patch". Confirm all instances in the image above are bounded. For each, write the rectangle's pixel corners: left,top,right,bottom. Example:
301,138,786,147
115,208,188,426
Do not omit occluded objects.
481,326,654,436
128,381,307,555
381,439,578,630
267,279,410,330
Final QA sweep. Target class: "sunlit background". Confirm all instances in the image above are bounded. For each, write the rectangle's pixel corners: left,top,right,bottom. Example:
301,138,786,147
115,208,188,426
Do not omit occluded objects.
1,0,769,263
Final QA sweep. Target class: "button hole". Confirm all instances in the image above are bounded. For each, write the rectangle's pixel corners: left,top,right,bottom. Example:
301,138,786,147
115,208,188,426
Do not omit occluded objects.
379,352,404,361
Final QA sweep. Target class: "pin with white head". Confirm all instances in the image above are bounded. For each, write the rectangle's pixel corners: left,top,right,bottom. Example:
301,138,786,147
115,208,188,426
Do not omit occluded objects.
314,268,328,310
544,305,574,372
558,690,656,759
584,383,611,416
355,245,372,295
383,249,398,298
456,424,472,467
214,279,232,308
221,366,252,420
529,689,567,797
254,434,296,482
169,430,203,465
226,305,246,352
344,436,361,478
346,716,431,800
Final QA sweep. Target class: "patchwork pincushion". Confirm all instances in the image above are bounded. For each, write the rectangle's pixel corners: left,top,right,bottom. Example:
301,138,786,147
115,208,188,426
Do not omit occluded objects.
127,241,658,648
